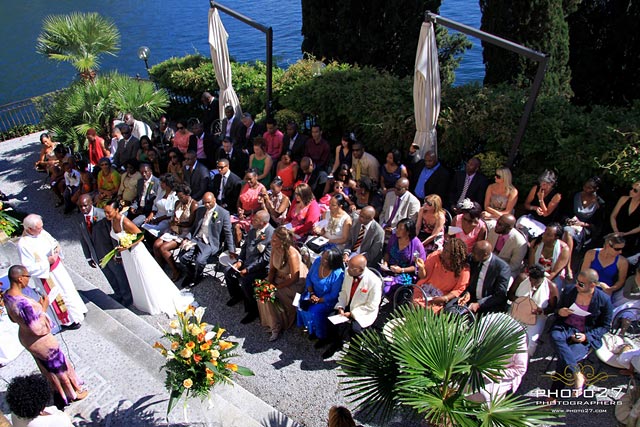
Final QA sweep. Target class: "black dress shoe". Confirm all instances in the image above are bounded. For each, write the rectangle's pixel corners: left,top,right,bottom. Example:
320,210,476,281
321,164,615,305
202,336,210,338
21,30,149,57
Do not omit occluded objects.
314,338,330,349
322,342,342,359
61,322,81,331
240,313,258,324
226,297,242,307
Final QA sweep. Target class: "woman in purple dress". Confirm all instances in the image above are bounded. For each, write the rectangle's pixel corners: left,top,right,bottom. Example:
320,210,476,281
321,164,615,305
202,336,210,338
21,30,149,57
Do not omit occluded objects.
381,218,426,295
2,265,87,406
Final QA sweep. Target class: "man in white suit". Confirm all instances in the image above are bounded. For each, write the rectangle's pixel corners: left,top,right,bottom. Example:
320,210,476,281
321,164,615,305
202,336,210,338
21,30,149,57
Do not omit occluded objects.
342,206,384,268
321,254,382,359
379,177,420,233
486,214,528,279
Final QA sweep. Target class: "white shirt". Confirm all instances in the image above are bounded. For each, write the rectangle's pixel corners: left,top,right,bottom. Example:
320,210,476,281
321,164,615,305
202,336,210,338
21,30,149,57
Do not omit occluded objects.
131,119,152,140
476,254,492,300
12,406,73,427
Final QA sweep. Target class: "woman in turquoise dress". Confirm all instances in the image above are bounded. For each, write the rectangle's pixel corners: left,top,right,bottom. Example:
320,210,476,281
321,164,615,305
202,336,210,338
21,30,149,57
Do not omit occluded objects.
297,247,345,340
249,137,273,187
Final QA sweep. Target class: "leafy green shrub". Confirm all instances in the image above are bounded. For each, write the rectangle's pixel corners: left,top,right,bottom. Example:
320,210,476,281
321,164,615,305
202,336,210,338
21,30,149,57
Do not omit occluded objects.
0,124,43,141
282,65,414,150
148,54,212,97
273,109,302,129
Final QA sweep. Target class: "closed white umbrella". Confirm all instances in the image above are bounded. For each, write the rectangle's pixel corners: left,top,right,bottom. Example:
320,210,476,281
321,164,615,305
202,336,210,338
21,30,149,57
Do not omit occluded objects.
413,21,441,158
208,7,242,120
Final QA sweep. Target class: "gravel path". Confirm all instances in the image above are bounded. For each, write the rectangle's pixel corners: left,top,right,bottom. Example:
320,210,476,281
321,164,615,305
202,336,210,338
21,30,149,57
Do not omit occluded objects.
0,133,626,427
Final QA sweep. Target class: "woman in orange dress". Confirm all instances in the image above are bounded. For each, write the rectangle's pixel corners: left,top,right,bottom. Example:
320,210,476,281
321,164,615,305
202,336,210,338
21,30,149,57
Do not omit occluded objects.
276,150,298,198
413,237,470,313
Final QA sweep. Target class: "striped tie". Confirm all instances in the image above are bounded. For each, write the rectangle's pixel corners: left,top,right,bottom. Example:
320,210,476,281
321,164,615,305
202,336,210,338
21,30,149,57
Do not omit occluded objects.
352,224,366,252
457,175,472,206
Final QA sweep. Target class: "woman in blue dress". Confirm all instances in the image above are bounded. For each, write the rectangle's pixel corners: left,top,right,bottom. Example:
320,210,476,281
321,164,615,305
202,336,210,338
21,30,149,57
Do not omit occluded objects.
297,247,345,340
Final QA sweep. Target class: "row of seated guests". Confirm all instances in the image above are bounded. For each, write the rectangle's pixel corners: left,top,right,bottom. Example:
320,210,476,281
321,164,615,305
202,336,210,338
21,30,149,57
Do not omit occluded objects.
221,212,382,359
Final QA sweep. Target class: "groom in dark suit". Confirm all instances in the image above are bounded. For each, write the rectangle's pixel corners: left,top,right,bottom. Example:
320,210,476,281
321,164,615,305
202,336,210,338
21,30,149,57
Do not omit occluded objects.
225,210,273,324
77,194,132,306
457,240,511,314
179,192,235,288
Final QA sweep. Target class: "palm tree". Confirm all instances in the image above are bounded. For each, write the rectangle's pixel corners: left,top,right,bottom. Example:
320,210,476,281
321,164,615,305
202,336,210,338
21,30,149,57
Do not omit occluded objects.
36,12,120,81
44,72,168,151
339,307,561,426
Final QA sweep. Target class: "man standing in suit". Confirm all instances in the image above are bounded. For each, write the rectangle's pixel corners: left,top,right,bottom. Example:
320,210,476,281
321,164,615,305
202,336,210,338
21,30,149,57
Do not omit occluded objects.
411,151,450,202
128,164,160,226
216,137,248,178
220,105,243,144
209,158,242,214
321,254,382,358
113,124,140,169
281,121,307,163
179,192,235,288
183,151,209,200
201,91,218,134
449,157,488,211
224,210,273,325
379,178,420,232
305,124,330,170
458,240,511,314
487,214,528,278
188,122,219,169
343,206,384,267
124,113,152,140
77,194,132,306
239,112,264,154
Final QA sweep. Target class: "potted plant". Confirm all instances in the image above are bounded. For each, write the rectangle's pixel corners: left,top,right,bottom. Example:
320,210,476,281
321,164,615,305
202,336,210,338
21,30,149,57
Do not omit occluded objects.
339,307,560,426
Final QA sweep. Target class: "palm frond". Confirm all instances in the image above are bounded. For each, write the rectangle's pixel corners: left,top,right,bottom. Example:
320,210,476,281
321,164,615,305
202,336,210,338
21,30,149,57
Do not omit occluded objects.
338,328,402,422
466,313,525,392
458,392,563,427
36,12,120,74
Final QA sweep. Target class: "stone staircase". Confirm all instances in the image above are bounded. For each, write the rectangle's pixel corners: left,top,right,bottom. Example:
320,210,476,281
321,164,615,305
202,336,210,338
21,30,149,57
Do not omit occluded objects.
0,270,299,427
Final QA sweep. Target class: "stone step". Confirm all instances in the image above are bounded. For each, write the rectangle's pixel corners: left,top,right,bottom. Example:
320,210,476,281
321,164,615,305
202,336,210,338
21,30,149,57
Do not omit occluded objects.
68,270,299,427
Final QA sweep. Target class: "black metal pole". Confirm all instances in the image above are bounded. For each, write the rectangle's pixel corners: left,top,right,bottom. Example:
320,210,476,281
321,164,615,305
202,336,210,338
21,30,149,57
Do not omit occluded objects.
424,11,548,167
266,27,273,117
210,1,273,117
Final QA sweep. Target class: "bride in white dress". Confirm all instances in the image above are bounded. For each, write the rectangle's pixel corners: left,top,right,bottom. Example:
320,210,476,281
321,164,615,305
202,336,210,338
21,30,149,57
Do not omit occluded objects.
103,202,193,316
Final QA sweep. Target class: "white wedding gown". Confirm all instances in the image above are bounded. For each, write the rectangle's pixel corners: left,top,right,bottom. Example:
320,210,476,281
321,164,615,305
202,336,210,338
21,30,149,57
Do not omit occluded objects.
111,218,193,316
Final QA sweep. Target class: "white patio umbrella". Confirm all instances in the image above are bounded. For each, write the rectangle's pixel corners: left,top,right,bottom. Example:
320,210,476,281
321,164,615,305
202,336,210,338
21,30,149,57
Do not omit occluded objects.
413,21,441,158
208,7,242,119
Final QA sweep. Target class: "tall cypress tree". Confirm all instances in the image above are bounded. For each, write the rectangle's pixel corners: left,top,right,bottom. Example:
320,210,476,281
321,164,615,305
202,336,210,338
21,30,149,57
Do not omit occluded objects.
568,0,640,105
480,0,574,97
301,0,469,83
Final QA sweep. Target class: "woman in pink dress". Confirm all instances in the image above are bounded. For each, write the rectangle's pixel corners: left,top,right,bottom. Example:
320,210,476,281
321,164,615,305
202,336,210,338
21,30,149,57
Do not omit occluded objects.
285,183,321,240
233,169,267,245
3,265,87,406
172,120,192,154
451,199,487,253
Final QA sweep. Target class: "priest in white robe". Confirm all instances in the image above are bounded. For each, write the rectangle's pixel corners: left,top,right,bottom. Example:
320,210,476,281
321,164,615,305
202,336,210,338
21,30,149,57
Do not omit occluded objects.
18,214,87,328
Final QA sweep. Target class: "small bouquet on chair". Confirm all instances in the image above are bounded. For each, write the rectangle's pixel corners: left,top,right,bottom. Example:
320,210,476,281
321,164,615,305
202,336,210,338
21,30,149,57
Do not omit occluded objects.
99,232,144,268
253,279,277,303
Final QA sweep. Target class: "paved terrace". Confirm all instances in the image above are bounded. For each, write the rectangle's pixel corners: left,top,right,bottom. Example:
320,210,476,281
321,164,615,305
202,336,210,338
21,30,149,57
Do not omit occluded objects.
0,133,629,426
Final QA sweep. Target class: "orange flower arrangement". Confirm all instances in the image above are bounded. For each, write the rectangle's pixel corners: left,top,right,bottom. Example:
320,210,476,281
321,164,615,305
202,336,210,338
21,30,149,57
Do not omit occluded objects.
155,305,254,415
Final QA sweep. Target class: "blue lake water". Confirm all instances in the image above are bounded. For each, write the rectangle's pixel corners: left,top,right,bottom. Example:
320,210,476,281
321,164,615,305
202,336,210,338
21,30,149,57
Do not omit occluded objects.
0,0,482,104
